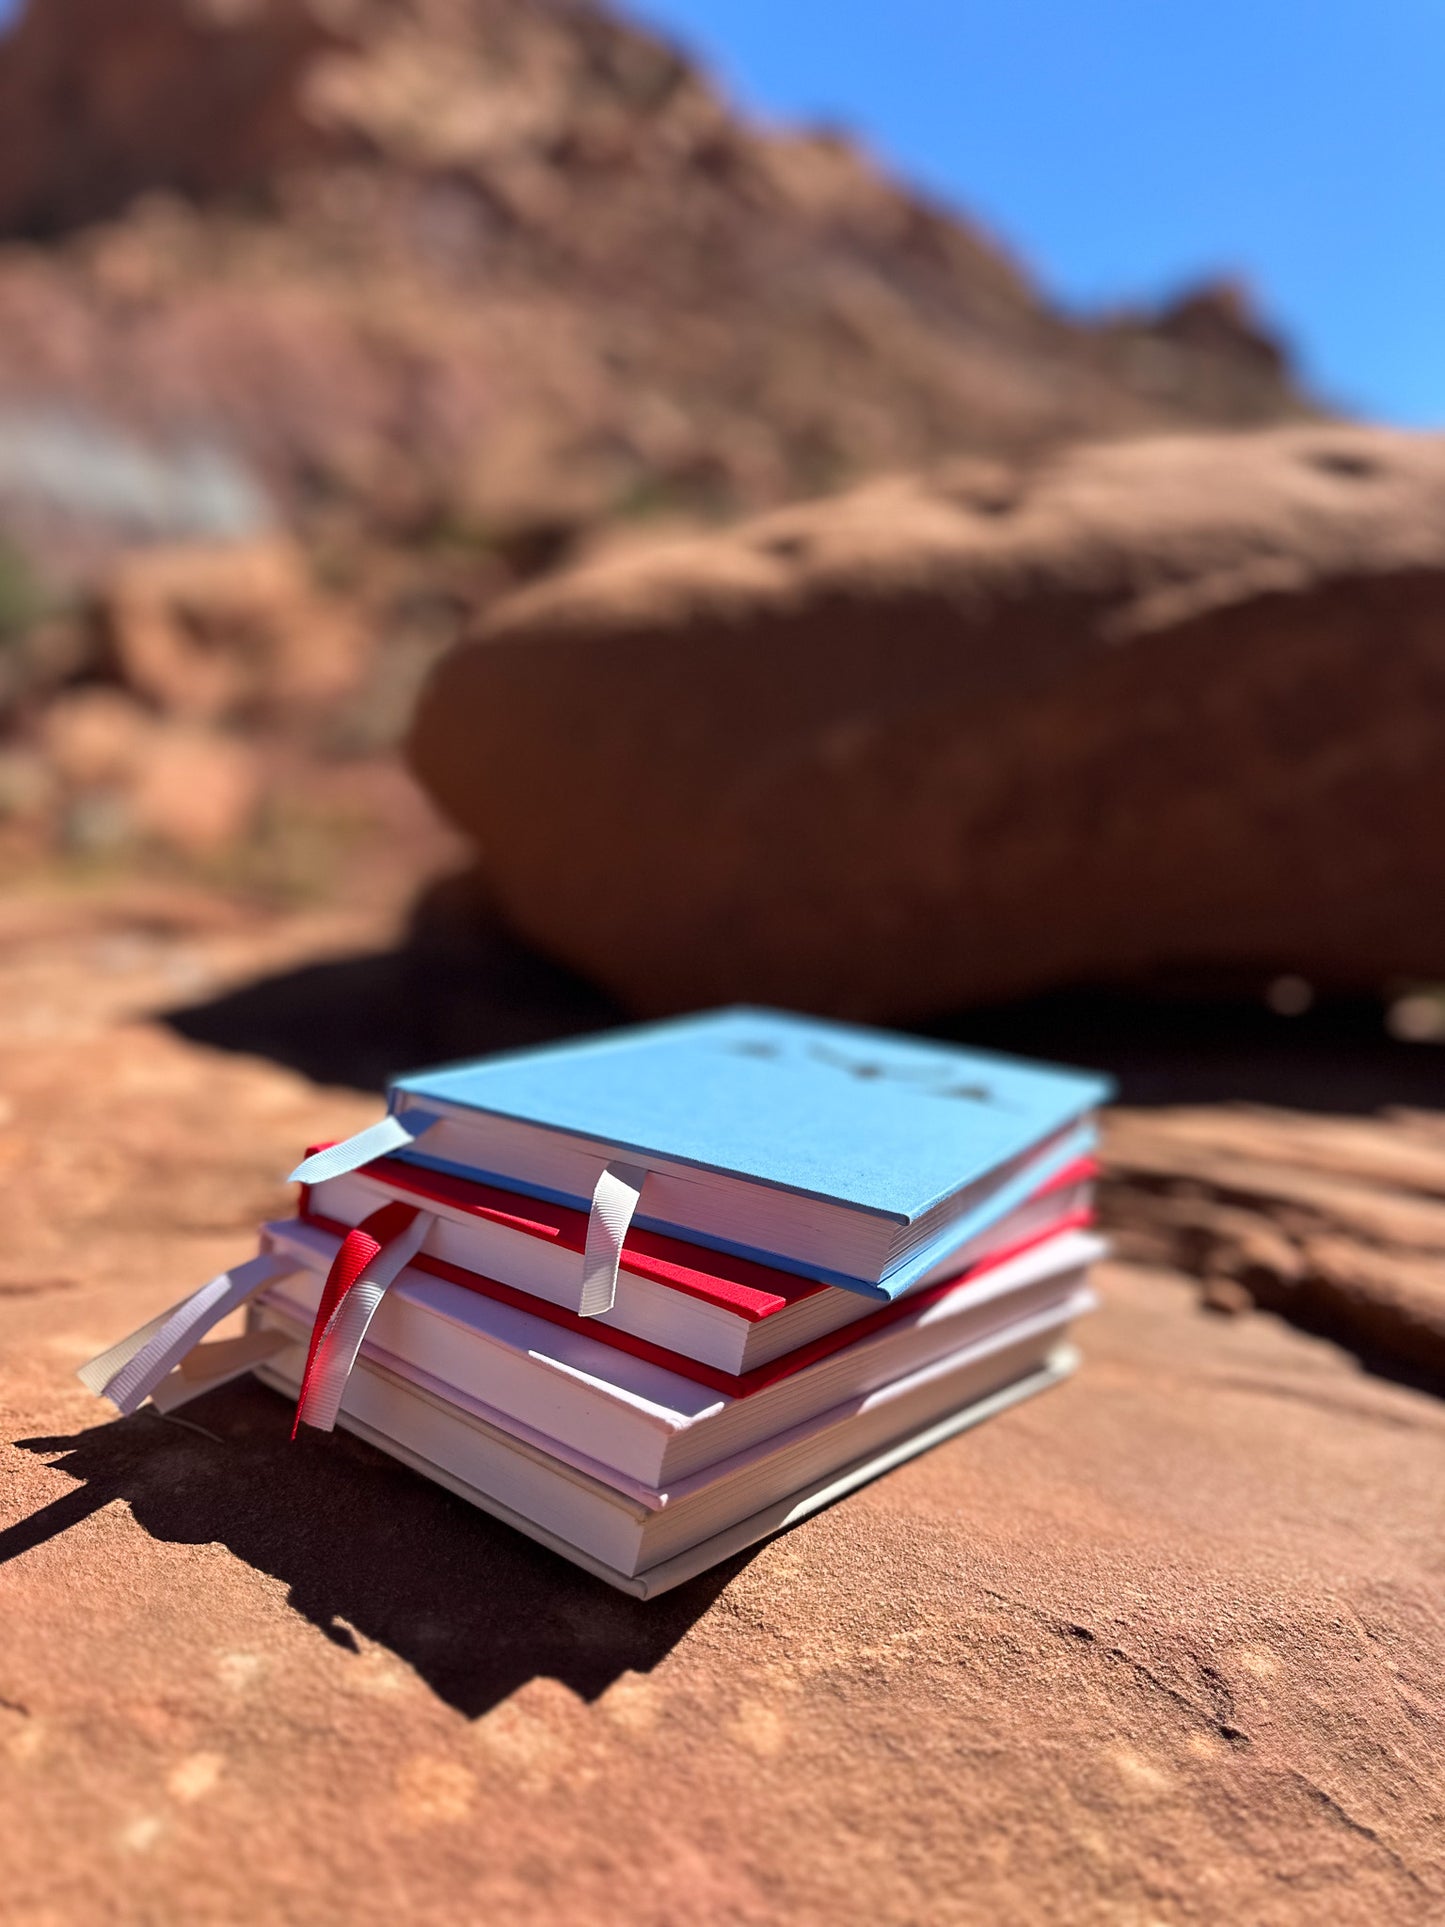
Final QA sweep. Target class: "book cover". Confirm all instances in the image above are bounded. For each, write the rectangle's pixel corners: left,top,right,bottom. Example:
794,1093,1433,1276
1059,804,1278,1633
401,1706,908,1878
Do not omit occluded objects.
290,1199,1094,1397
306,1149,1096,1324
391,1007,1111,1227
259,1216,1101,1484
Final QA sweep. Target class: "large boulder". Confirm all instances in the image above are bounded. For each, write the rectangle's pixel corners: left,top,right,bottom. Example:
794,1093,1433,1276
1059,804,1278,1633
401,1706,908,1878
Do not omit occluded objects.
408,425,1445,1017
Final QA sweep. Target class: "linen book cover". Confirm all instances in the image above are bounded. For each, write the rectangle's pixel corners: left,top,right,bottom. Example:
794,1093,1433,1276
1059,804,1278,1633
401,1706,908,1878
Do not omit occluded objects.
390,1007,1111,1231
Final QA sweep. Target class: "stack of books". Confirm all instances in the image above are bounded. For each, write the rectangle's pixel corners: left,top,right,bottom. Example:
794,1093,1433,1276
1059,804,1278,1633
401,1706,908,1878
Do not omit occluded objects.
81,1009,1110,1596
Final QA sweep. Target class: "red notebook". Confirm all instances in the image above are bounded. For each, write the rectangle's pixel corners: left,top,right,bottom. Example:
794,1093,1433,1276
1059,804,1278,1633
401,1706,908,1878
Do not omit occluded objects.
300,1152,1095,1384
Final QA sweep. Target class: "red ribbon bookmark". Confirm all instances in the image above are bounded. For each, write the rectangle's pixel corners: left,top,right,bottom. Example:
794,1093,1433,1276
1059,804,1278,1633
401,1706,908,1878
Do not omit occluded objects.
291,1200,420,1439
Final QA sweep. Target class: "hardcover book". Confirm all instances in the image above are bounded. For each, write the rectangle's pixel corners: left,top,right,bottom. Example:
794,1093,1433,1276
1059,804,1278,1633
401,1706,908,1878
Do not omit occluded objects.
301,1152,1097,1374
80,1009,1113,1594
313,1008,1111,1294
258,1215,1101,1485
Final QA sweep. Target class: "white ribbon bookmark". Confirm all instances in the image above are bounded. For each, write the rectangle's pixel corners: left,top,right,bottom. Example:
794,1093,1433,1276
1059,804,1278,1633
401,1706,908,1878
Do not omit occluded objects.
577,1162,647,1318
77,1251,298,1416
287,1111,441,1187
292,1210,435,1435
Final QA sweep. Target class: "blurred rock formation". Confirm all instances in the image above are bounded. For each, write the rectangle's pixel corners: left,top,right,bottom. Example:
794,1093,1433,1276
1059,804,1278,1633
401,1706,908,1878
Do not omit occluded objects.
409,424,1445,1016
0,0,1312,578
0,536,372,860
0,0,1350,899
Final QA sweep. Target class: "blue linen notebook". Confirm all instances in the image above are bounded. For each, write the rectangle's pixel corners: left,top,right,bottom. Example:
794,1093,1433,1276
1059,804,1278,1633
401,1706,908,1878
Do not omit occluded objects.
361,1009,1112,1298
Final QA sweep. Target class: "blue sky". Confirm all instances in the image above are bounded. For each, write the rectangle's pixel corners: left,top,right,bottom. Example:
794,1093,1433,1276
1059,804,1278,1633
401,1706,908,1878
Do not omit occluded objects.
1,0,1436,424
628,0,1443,427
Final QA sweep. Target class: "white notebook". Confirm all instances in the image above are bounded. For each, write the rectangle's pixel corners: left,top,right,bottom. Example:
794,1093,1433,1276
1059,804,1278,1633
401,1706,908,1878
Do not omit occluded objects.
252,1306,1084,1579
258,1218,1104,1486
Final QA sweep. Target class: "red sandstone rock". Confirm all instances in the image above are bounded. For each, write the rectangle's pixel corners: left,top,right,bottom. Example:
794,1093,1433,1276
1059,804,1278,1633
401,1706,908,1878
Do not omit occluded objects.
1102,1104,1445,1380
95,539,367,722
0,885,1441,1922
127,726,264,853
0,0,1311,569
0,0,339,233
409,424,1445,1018
38,686,156,788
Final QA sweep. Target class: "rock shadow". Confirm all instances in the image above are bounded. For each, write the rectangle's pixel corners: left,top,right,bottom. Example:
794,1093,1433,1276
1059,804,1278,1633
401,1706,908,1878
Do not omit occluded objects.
165,895,624,1092
932,982,1444,1113
4,1378,739,1719
164,885,1442,1110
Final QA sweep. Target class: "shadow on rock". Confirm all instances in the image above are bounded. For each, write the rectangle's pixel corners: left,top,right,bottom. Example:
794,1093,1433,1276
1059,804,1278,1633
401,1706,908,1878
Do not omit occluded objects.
165,878,624,1092
935,982,1445,1113
4,1378,739,1718
164,870,1443,1111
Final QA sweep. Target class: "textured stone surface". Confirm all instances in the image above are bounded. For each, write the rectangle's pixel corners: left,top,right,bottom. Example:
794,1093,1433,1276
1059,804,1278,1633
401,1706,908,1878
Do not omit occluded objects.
1,884,1444,1923
1103,1105,1445,1384
410,425,1445,1018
